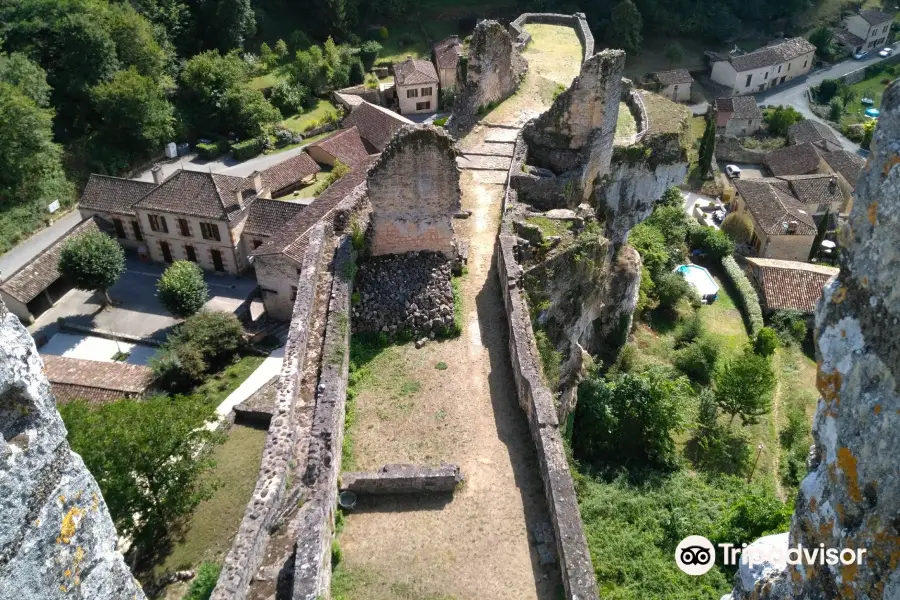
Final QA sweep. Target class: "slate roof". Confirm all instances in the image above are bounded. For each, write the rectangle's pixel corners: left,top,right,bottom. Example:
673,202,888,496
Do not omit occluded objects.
243,199,304,238
79,175,158,217
253,160,372,263
859,9,893,25
654,69,693,86
334,92,365,108
342,101,415,152
733,178,817,236
729,37,815,72
788,119,841,146
433,36,462,71
766,142,822,176
42,355,153,405
821,150,865,188
0,218,100,304
308,127,370,166
393,57,439,86
715,96,763,120
134,170,256,221
261,152,321,194
769,174,843,209
746,257,839,313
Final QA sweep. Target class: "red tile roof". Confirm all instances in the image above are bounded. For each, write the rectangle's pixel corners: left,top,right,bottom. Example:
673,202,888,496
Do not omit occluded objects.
134,170,257,221
308,127,370,166
433,36,462,72
43,355,154,405
261,152,321,194
79,175,157,216
244,199,304,238
766,142,822,176
342,101,414,152
393,57,439,86
746,257,839,313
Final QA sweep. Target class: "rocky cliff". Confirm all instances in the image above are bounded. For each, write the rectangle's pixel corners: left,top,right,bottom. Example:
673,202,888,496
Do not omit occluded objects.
726,81,900,600
0,299,145,600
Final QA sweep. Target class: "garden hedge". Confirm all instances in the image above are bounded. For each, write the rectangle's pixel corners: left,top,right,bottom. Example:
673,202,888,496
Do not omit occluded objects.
231,137,266,161
196,141,229,160
721,255,764,335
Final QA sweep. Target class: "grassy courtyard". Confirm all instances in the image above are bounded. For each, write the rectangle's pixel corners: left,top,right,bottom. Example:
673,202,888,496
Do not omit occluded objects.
281,98,341,133
839,65,898,126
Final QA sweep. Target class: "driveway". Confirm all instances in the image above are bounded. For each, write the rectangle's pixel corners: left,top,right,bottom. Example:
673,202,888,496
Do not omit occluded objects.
755,44,899,153
30,254,258,343
0,211,83,283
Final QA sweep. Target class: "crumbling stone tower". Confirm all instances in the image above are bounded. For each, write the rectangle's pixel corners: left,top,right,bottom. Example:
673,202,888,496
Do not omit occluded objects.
367,125,461,257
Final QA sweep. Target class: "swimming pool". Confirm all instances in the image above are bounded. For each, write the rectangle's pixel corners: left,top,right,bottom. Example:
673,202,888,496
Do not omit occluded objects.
675,264,719,303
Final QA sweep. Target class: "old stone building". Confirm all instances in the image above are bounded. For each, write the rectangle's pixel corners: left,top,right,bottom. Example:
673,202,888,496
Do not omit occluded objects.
367,126,461,257
77,174,158,249
342,100,415,153
306,127,370,167
732,177,819,260
393,57,440,115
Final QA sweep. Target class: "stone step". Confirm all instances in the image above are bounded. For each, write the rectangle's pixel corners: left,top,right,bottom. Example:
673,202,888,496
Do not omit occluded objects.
457,154,513,171
463,142,516,157
483,127,520,143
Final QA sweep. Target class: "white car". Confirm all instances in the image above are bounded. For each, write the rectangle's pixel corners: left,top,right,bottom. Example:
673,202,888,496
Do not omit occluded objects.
854,50,869,60
879,47,894,58
725,164,742,179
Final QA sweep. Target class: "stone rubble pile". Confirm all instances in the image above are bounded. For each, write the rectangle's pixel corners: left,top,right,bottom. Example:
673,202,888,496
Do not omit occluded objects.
352,252,455,337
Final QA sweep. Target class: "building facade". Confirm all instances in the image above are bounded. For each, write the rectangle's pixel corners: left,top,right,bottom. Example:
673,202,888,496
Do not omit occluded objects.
433,36,462,91
732,178,818,261
394,57,440,115
844,10,892,52
711,38,815,95
715,96,764,135
653,69,693,103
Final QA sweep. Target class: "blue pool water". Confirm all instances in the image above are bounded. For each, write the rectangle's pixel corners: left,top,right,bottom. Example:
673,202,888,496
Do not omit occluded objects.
676,264,719,302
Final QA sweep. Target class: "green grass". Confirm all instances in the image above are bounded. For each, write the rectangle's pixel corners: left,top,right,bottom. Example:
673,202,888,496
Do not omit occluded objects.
281,99,340,133
249,67,287,90
615,101,638,141
839,67,897,125
191,355,266,408
697,274,749,354
154,423,267,575
525,216,574,238
331,564,457,600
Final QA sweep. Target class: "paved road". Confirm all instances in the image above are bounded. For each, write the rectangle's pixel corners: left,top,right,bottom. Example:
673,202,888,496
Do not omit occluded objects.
0,210,83,283
755,44,899,153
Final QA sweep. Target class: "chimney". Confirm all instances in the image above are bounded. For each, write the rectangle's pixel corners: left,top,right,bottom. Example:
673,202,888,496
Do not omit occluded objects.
233,187,243,206
151,165,164,185
251,170,263,193
829,174,838,193
787,220,799,233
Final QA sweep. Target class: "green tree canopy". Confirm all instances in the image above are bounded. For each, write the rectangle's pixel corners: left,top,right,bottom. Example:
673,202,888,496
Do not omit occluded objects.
58,231,125,304
721,212,754,244
605,0,644,54
157,261,209,318
809,26,834,59
0,52,51,107
663,42,684,68
698,114,716,178
765,105,804,137
104,2,169,79
714,348,776,425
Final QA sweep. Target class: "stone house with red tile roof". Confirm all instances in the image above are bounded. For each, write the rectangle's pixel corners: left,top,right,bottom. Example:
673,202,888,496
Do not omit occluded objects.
77,174,158,249
731,178,818,261
433,36,462,91
342,101,414,153
745,257,839,315
42,355,154,405
306,127,370,167
394,56,439,115
261,152,321,197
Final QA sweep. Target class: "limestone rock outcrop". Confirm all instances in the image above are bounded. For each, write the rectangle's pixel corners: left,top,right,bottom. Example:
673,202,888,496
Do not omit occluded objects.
726,80,900,600
0,299,145,600
450,20,526,133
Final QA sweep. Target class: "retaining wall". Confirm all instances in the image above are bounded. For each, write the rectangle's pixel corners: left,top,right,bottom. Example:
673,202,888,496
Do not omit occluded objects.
211,222,332,599
495,234,599,599
832,53,900,86
340,464,462,495
509,12,594,63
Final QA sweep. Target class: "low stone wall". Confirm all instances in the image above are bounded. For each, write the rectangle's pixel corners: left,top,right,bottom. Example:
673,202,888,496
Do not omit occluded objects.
831,52,900,86
622,81,650,144
510,12,594,62
495,235,599,599
211,222,332,600
714,136,769,165
340,463,462,495
292,236,354,600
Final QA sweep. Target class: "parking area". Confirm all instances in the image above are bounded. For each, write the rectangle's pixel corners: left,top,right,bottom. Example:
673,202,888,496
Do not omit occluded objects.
726,162,767,179
30,254,258,344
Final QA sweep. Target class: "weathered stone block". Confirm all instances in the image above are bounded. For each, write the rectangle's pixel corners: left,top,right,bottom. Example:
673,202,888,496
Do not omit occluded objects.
340,463,462,495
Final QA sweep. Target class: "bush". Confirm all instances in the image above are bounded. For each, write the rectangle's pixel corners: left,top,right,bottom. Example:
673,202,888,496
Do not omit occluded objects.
658,186,683,208
655,271,695,311
770,309,807,344
349,58,365,86
779,407,812,488
433,116,448,127
692,226,734,260
673,337,720,385
711,491,793,570
270,81,308,115
829,99,842,121
274,127,302,147
439,87,456,110
752,327,779,357
58,230,125,305
151,342,207,392
629,222,669,278
764,105,804,137
721,256,763,335
232,136,266,160
157,261,209,318
196,140,229,160
379,26,389,40
535,329,562,388
692,393,753,475
184,562,222,600
714,348,776,425
359,40,382,69
175,311,244,369
817,78,840,103
674,311,704,347
721,213,753,244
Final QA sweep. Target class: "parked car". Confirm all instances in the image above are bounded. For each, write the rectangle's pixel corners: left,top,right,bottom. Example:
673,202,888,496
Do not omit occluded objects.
854,50,869,60
725,164,742,179
879,47,893,58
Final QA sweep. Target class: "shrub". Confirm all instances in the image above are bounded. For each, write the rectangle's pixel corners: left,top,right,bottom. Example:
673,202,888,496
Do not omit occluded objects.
655,271,695,311
714,348,776,425
433,116,448,127
609,343,638,375
752,327,779,357
674,311,704,347
349,59,365,86
574,365,692,470
628,222,669,278
658,186,683,208
764,105,804,137
151,342,207,392
399,32,415,46
175,310,244,369
270,81,308,115
691,389,753,475
184,562,222,600
673,337,720,385
196,140,229,160
535,329,562,388
817,78,840,103
379,26,389,40
359,40,382,69
157,261,209,318
721,212,753,244
692,226,734,260
779,407,812,488
721,256,763,335
829,99,842,121
770,309,807,344
439,87,456,110
231,136,266,160
274,127,302,147
711,491,793,570
58,230,125,305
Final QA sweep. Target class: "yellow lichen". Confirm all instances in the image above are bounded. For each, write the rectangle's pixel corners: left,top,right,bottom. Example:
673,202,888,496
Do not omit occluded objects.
832,287,847,304
867,202,878,226
882,155,900,177
837,447,862,503
874,404,882,415
58,507,84,545
817,366,842,406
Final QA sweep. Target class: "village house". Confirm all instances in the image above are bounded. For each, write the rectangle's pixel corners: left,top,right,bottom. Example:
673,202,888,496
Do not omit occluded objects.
41,355,154,405
710,38,815,95
788,120,840,146
841,10,893,53
651,69,693,102
240,198,304,253
715,96,763,135
77,174,158,249
394,56,440,115
342,100,415,153
765,142,823,176
433,36,463,91
731,177,818,261
260,152,321,198
306,126,370,167
745,257,839,317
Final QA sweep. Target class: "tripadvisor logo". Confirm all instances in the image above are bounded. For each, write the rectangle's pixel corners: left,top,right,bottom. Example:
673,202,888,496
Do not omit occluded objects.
675,535,868,575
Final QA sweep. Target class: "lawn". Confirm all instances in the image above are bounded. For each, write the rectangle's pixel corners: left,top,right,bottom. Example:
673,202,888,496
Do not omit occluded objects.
281,98,340,133
192,355,266,408
839,66,897,125
249,67,287,90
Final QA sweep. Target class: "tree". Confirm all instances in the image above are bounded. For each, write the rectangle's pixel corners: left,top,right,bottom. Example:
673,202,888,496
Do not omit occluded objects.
698,114,715,178
174,310,244,369
224,86,281,138
673,337,720,384
204,0,256,52
714,348,776,425
839,86,857,110
764,105,803,137
605,0,643,54
274,39,289,62
179,50,248,135
655,271,696,310
658,186,683,208
692,226,734,259
349,58,365,86
0,52,52,107
663,42,684,68
59,394,224,553
260,42,276,70
105,3,168,80
817,79,840,103
629,222,669,278
829,99,843,121
721,212,753,243
809,26,834,59
58,231,125,305
270,81,309,115
752,327,779,357
574,365,692,469
157,261,209,318
359,40,382,70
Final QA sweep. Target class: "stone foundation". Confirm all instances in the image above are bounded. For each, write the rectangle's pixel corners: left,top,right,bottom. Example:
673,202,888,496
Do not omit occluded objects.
340,464,462,495
509,12,594,60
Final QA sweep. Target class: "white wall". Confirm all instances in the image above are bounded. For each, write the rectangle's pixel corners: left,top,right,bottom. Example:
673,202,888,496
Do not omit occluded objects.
396,82,437,114
846,15,891,48
714,52,814,95
661,82,691,103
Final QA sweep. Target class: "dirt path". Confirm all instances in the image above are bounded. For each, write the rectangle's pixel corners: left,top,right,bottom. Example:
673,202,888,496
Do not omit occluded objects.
336,24,582,600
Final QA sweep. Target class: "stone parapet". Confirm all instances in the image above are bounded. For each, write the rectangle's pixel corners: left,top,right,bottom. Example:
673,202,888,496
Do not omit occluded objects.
509,13,594,62
340,463,462,495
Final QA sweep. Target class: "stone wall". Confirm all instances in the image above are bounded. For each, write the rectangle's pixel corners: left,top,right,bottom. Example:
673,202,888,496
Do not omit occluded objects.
367,126,460,257
714,135,770,165
509,12,594,61
0,299,146,600
725,80,900,600
211,222,331,600
495,235,599,599
340,463,462,495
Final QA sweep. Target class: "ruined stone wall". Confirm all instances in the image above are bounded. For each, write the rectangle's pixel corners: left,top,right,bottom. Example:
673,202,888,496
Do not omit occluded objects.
340,464,462,495
509,12,594,61
212,222,331,600
726,80,900,600
367,126,460,257
495,235,600,599
0,299,146,600
256,254,303,321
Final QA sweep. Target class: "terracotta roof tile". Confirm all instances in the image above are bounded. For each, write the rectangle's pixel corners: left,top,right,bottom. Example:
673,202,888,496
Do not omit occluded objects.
433,36,462,71
343,101,414,152
261,152,320,194
729,38,815,71
746,257,839,313
769,174,843,209
43,355,153,404
0,218,101,304
788,120,841,146
79,175,157,216
393,57,439,86
655,69,693,85
243,199,304,238
821,150,865,188
733,178,818,236
134,170,256,221
715,96,763,120
766,142,821,176
309,127,370,166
